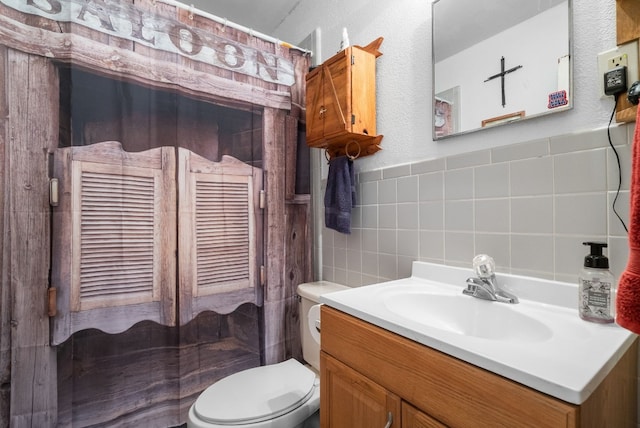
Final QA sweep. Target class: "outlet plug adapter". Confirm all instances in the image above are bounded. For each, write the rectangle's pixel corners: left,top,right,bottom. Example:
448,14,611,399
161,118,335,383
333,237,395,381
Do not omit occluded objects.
604,66,628,96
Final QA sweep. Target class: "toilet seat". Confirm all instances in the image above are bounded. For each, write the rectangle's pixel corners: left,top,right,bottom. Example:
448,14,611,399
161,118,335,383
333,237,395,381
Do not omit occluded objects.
192,359,317,425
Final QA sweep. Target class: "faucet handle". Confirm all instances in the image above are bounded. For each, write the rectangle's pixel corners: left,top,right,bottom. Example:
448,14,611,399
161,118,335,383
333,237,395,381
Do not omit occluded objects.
473,254,495,279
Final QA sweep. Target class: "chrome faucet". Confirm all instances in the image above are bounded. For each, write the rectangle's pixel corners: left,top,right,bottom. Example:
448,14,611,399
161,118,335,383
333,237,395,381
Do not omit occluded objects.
463,254,519,304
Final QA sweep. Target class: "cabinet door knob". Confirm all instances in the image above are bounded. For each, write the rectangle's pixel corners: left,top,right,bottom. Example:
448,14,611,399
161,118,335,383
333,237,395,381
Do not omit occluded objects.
319,107,327,117
383,411,393,428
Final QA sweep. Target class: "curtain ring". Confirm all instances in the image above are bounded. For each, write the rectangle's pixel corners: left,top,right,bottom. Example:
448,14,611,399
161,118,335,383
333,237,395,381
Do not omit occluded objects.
188,4,194,20
345,141,361,160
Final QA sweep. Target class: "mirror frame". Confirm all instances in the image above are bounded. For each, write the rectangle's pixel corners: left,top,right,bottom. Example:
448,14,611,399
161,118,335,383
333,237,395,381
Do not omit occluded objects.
431,0,573,140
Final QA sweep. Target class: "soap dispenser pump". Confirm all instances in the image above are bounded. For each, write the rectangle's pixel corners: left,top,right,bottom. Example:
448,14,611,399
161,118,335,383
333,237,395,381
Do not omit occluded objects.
578,241,615,323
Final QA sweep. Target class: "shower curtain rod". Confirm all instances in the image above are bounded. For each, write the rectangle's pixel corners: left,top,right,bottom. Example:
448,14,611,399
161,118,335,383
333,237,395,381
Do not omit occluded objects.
156,0,313,57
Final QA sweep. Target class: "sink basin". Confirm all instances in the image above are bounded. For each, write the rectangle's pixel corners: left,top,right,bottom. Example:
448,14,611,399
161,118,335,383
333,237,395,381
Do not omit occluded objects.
383,289,553,342
319,261,636,405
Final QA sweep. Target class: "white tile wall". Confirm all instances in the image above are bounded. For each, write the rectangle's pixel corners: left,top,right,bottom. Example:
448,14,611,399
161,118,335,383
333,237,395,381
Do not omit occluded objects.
321,123,634,285
445,168,474,200
475,199,509,233
378,179,397,204
397,176,418,202
419,172,444,201
554,149,608,194
398,203,419,229
474,163,509,198
360,181,378,205
378,205,397,229
511,196,553,234
510,157,554,196
419,201,444,230
444,200,473,231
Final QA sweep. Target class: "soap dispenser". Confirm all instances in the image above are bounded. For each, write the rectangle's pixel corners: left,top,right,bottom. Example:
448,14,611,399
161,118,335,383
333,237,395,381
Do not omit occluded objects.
579,242,615,323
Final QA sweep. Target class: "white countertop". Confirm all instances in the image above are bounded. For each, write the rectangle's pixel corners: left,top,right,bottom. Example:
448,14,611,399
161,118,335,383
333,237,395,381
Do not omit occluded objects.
320,261,636,404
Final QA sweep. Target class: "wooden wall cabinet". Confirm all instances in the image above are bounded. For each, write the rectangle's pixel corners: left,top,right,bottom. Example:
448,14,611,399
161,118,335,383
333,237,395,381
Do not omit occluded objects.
306,38,384,160
320,306,638,428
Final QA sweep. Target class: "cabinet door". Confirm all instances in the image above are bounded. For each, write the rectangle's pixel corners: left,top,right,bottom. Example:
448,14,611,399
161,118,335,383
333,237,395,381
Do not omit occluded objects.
321,352,400,428
402,402,447,428
322,51,350,139
350,47,378,136
305,67,325,144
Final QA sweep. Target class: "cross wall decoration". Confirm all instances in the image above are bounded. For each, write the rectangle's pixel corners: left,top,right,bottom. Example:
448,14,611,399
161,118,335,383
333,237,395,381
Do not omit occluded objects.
484,56,523,107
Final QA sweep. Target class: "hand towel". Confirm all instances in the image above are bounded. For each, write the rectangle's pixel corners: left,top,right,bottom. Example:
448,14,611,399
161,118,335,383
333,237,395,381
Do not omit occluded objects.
324,155,355,234
616,107,640,333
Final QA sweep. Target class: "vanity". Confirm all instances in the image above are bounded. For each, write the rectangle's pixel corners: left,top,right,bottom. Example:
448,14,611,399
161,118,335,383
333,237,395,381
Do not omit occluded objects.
319,262,638,427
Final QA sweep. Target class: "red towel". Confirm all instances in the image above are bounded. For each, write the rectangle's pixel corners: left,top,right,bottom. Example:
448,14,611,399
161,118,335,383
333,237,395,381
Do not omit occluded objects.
616,107,640,333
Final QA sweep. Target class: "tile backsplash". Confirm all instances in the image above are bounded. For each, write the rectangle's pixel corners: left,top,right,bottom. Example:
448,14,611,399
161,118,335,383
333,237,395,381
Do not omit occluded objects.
320,123,634,286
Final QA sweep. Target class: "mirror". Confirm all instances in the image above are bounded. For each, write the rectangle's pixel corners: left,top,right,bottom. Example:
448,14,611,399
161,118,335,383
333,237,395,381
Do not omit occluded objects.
432,0,571,139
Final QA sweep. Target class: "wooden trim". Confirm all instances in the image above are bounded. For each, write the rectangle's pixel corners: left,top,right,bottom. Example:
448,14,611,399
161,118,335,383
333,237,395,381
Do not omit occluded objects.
481,110,525,127
615,104,638,124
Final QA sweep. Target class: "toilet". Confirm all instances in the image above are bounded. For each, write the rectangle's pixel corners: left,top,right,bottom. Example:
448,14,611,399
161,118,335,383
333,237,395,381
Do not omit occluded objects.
187,281,348,428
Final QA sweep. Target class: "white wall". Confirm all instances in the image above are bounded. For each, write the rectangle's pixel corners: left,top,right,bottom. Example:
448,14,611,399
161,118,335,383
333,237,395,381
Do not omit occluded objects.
274,0,619,172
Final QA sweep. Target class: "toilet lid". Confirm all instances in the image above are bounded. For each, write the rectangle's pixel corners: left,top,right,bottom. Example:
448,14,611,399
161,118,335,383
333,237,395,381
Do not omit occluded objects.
193,359,317,425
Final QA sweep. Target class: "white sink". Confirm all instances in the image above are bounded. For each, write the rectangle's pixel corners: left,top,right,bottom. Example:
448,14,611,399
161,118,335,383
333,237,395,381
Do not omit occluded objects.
382,286,552,342
320,261,636,405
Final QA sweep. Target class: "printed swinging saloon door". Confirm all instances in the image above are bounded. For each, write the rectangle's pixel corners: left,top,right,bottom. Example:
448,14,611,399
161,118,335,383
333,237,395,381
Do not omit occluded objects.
50,142,262,345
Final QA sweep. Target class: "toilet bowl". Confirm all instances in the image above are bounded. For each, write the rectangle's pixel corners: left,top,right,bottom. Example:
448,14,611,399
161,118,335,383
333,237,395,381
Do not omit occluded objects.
187,281,348,428
187,359,319,428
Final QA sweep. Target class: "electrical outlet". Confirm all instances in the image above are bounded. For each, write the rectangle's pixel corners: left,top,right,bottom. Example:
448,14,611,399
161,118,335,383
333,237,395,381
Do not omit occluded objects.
608,54,628,70
597,40,639,97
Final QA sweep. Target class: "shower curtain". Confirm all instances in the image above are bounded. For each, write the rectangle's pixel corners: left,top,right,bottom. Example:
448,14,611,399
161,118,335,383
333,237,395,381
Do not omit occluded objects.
0,0,310,425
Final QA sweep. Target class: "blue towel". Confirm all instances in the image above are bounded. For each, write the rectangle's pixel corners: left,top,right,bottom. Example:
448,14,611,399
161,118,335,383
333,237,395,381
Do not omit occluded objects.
325,156,356,234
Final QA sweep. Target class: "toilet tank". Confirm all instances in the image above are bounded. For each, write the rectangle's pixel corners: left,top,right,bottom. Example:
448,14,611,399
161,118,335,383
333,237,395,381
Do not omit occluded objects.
297,281,349,371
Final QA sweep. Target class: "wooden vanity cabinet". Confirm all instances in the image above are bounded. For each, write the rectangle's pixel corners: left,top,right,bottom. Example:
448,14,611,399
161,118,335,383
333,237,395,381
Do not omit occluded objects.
320,306,638,428
321,353,400,428
305,39,383,159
